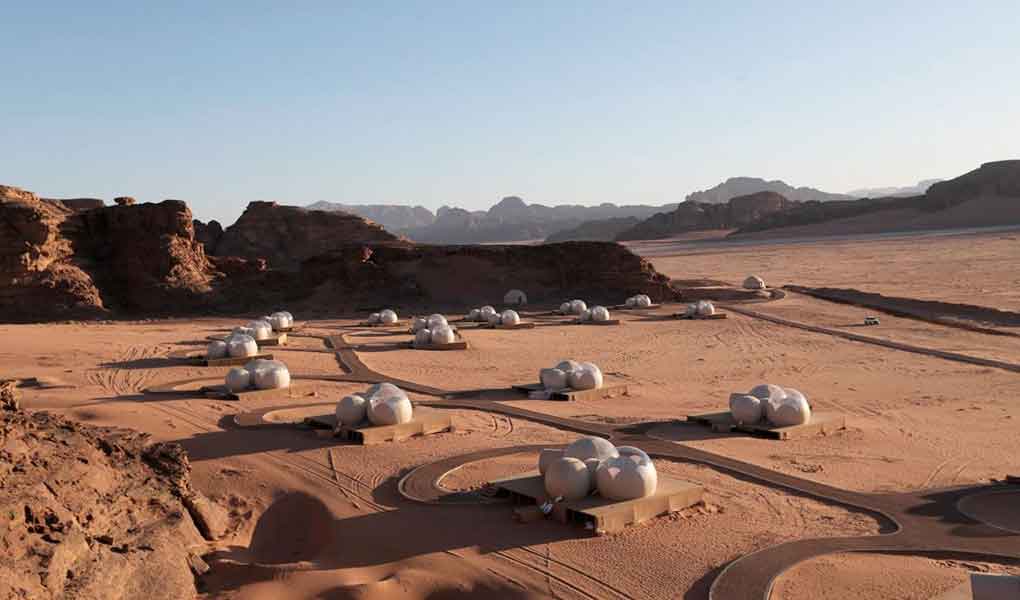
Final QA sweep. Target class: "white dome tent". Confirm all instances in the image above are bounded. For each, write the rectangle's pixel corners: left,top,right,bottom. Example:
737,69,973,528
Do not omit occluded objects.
743,275,767,290
540,437,658,503
504,289,527,305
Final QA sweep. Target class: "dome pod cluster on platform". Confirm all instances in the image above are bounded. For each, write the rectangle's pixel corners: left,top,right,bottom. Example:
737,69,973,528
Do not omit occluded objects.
542,437,657,502
334,382,413,428
624,294,652,308
539,360,603,391
729,383,812,426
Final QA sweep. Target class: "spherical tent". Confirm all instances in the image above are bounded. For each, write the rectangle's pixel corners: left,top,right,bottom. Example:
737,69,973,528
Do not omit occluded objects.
743,275,766,290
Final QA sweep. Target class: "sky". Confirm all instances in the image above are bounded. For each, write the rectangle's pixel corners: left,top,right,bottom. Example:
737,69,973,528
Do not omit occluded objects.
3,1,1018,225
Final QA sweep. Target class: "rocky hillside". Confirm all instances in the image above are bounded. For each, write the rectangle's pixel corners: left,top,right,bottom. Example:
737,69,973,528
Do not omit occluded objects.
1,185,219,321
307,201,436,231
544,217,641,242
615,191,797,241
0,398,211,599
685,177,853,204
210,201,404,271
735,160,1020,237
847,179,941,198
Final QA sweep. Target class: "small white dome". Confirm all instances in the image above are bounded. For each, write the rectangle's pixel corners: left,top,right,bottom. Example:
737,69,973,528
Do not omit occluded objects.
411,316,429,332
427,314,448,329
206,340,228,359
538,448,564,476
559,302,572,314
336,394,367,427
540,368,568,390
227,334,258,358
413,328,432,347
625,296,637,307
570,300,587,315
269,312,291,331
431,326,456,345
750,384,788,423
379,309,398,324
249,320,273,341
567,362,603,390
504,289,527,305
596,454,658,501
224,367,251,392
544,457,591,501
252,360,290,390
590,306,610,322
366,383,413,426
479,306,497,320
368,312,382,324
743,275,766,290
729,394,764,424
500,310,521,326
636,295,652,308
466,309,480,322
696,300,715,317
555,360,581,374
579,308,592,322
487,312,502,326
563,436,618,466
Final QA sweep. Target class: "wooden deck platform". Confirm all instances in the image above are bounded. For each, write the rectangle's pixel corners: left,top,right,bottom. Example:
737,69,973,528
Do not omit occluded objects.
672,313,728,320
612,304,662,310
407,339,469,351
511,383,629,402
304,413,454,445
485,322,536,330
199,383,297,401
572,319,622,326
164,350,275,367
207,333,288,346
685,411,846,440
493,472,703,534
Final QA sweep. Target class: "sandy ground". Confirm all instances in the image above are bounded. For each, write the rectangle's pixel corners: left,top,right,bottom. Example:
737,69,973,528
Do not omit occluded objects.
630,229,1020,311
5,231,1020,599
771,553,1020,600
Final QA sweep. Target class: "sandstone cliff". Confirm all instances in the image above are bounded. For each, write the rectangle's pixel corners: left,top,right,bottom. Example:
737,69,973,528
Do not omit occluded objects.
615,191,796,241
213,201,403,270
2,186,218,321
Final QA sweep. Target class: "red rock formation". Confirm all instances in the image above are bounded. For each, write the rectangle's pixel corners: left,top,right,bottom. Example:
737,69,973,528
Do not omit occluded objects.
0,185,106,321
213,201,404,271
0,408,205,599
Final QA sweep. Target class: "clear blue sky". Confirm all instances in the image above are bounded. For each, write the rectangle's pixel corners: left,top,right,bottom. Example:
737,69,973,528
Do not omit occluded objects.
4,1,1017,224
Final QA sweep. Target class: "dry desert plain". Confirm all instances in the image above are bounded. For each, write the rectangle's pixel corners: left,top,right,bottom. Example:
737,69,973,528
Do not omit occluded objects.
5,228,1020,599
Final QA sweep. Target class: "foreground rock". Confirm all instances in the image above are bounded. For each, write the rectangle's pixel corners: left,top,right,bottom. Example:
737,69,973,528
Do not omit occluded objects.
0,409,206,599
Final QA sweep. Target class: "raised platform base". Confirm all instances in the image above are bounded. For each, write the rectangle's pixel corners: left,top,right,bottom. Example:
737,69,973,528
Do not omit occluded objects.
207,333,287,346
486,322,537,330
200,383,294,401
305,413,454,445
165,352,275,367
572,319,621,326
673,313,728,320
612,304,661,310
511,383,628,402
493,473,703,534
407,340,469,351
686,411,846,440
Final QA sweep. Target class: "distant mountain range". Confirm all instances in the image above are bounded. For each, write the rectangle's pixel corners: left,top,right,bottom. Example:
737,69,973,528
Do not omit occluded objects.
307,202,435,230
685,177,854,204
310,196,679,244
846,179,942,198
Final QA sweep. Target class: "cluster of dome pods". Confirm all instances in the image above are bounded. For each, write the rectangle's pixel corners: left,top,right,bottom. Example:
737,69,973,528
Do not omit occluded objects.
206,311,294,360
224,359,291,392
465,306,521,326
541,437,658,502
335,383,414,427
730,384,812,427
410,313,458,346
539,359,604,391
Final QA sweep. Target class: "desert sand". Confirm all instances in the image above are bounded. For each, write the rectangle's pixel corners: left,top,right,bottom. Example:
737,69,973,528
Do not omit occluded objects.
5,229,1020,599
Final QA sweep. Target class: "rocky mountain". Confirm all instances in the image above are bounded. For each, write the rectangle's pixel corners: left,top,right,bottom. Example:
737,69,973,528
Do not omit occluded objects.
209,202,405,271
614,191,798,241
396,196,679,244
735,160,1020,237
3,185,678,321
306,202,435,231
685,177,854,204
847,179,942,198
544,217,642,243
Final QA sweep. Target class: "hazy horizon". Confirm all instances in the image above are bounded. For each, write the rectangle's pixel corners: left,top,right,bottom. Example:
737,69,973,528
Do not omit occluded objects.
4,1,1017,224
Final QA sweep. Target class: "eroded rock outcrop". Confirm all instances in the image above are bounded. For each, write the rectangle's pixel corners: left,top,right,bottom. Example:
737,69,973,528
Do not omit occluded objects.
616,191,797,241
0,409,205,599
213,201,403,270
0,185,106,320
